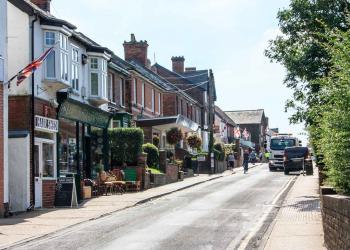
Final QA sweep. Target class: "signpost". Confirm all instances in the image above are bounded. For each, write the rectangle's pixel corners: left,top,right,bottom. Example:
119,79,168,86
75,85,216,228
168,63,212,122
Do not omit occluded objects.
54,177,78,208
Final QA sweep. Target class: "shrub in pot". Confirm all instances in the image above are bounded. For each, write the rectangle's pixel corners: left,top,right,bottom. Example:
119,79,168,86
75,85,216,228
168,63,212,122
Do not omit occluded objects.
187,134,202,150
166,127,183,145
142,143,159,168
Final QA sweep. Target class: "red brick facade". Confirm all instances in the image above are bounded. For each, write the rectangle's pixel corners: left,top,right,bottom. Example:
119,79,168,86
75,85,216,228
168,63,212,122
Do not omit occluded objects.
9,96,57,208
171,56,185,74
42,180,55,208
123,34,148,67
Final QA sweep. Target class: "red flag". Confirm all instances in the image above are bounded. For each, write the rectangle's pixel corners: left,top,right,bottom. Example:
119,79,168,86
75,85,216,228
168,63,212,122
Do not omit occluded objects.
16,46,54,85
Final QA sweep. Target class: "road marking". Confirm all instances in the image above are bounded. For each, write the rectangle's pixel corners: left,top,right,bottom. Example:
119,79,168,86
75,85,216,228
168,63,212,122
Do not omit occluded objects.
229,175,296,250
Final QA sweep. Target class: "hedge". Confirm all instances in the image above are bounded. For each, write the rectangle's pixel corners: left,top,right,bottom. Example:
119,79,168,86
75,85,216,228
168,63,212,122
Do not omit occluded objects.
109,128,144,166
214,142,225,161
142,143,159,168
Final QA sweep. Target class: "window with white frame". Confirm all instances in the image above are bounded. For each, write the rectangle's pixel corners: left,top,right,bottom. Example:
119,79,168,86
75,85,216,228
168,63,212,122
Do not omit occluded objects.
59,33,69,82
151,89,155,112
120,78,125,107
158,93,161,114
141,82,145,107
71,47,79,91
108,73,115,103
133,78,137,104
44,31,56,79
89,57,108,99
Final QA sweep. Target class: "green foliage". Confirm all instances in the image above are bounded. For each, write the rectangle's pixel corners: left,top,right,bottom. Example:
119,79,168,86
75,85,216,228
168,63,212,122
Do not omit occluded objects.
265,0,350,125
166,127,183,145
147,167,163,174
152,136,160,147
186,134,202,149
109,128,144,165
213,142,225,161
310,27,350,194
142,143,159,168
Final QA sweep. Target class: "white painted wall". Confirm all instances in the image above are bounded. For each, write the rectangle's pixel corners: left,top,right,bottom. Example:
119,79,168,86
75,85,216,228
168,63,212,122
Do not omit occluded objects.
0,0,9,205
9,136,31,212
7,2,31,95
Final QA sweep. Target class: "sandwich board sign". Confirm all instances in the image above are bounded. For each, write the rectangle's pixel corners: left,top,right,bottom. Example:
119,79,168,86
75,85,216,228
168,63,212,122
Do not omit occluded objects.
54,176,78,208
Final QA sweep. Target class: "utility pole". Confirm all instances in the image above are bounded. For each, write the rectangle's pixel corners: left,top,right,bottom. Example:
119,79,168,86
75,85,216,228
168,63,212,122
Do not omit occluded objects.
208,69,215,174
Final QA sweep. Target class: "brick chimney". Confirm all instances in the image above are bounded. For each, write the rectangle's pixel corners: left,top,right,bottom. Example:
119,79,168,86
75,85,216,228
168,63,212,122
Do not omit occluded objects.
171,56,185,73
31,0,51,12
123,34,149,66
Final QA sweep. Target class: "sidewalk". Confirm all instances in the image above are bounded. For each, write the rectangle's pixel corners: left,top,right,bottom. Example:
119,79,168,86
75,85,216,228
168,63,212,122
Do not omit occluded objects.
0,169,241,249
264,169,325,250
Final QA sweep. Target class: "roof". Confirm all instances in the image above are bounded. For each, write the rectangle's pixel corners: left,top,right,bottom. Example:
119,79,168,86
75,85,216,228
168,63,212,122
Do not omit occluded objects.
181,70,209,91
225,109,265,125
215,106,236,126
129,61,175,91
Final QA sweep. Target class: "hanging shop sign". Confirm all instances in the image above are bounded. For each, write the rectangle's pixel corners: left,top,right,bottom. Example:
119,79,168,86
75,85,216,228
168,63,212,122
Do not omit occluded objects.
35,115,59,133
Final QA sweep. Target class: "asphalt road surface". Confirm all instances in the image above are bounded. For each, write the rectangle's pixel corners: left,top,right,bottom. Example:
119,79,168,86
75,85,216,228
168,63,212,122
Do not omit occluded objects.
12,164,294,250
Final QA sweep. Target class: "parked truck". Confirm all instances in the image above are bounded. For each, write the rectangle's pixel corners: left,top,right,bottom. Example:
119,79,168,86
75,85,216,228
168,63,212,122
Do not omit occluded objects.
267,134,301,171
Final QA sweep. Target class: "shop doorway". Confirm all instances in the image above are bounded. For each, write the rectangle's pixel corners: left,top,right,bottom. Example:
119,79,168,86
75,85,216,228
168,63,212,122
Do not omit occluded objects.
34,139,55,208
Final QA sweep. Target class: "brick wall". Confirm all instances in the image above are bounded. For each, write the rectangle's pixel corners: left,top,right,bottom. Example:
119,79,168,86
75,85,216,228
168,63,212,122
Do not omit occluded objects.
166,163,178,183
42,180,55,208
163,93,176,116
321,193,350,250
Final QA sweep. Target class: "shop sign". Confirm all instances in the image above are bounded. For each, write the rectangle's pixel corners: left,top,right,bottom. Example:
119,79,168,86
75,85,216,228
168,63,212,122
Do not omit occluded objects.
35,115,58,133
55,177,78,208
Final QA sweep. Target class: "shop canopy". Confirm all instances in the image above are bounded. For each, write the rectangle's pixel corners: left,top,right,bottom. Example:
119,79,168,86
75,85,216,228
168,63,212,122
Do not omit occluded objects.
136,115,199,133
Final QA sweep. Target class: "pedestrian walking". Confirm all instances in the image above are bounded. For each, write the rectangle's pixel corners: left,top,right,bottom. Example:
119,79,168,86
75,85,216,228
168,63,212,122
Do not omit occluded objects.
243,149,249,174
259,151,263,162
228,153,235,170
265,151,271,162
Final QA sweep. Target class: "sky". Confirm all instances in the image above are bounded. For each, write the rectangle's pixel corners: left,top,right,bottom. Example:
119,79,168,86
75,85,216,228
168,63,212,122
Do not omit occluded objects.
51,0,307,144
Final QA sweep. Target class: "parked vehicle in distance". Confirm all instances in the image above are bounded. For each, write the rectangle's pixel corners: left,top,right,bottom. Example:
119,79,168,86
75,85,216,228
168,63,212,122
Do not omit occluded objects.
268,134,301,171
283,146,313,175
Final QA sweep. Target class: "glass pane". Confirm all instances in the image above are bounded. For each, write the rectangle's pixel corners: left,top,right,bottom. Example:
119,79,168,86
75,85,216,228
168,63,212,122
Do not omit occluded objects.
46,50,55,78
90,58,98,69
42,143,54,178
45,32,55,46
91,73,99,95
34,145,39,177
59,118,77,174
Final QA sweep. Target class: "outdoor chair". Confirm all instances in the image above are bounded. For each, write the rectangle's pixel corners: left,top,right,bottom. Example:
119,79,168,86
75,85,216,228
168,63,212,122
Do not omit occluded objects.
98,171,113,195
124,168,141,192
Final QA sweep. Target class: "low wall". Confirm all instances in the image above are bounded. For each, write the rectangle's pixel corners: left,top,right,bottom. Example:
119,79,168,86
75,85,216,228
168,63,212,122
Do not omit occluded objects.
152,173,166,187
321,187,350,250
216,161,227,173
166,164,178,184
144,172,151,190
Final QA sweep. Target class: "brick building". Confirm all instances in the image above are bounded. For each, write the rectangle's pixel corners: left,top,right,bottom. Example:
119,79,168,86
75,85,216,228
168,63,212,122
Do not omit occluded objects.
225,109,268,151
153,56,217,152
214,106,236,144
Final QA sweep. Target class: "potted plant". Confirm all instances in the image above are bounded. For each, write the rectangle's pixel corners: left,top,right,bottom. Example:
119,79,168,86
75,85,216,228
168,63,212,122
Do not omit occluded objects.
187,134,202,151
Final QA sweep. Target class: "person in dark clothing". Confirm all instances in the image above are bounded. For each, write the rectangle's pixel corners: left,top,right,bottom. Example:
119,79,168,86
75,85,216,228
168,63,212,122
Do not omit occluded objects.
243,149,249,174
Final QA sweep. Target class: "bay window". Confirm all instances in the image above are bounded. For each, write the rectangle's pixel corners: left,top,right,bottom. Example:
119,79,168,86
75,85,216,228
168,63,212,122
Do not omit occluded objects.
43,30,70,85
89,57,108,100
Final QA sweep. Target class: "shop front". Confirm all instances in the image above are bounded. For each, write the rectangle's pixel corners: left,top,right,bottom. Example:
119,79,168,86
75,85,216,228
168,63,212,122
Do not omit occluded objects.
57,98,111,201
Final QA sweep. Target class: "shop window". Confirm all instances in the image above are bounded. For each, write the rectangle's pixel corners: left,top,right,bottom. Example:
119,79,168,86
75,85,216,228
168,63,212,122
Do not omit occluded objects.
59,118,78,174
42,143,55,178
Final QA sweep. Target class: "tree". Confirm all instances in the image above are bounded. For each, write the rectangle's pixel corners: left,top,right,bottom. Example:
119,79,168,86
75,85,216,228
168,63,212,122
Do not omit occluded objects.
265,0,350,125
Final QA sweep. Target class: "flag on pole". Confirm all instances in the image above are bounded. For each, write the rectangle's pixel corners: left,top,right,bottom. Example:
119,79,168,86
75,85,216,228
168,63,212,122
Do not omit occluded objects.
234,126,241,139
7,46,54,87
242,128,249,140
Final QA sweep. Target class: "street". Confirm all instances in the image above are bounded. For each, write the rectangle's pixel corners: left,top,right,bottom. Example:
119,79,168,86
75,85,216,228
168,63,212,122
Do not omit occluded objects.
11,165,294,250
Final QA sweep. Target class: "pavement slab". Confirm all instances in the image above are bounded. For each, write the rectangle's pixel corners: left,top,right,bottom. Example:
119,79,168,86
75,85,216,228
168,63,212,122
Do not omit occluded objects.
264,168,326,250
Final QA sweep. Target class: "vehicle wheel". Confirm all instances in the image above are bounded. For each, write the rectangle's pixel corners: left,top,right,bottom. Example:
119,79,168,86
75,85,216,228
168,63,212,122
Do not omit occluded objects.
284,169,289,175
269,167,274,172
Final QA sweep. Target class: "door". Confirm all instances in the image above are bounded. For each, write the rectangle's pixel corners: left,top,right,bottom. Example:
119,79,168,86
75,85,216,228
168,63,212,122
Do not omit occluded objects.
34,143,42,208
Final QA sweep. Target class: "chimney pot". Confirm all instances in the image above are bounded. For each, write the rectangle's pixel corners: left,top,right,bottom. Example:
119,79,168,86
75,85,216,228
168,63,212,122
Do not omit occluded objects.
171,56,185,73
30,0,51,12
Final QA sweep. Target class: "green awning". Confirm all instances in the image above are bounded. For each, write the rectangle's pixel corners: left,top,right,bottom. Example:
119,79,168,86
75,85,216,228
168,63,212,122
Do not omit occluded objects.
59,98,111,128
